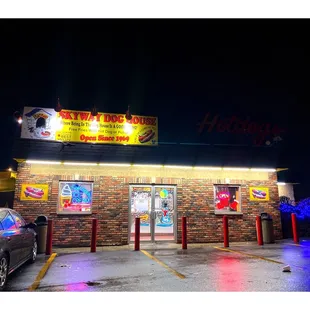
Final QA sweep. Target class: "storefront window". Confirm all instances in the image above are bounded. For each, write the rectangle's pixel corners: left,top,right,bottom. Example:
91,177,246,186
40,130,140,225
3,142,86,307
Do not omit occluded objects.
57,181,93,214
214,185,241,213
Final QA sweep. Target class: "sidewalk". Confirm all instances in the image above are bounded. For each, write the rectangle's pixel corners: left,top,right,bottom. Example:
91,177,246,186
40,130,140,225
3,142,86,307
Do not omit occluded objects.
51,238,306,254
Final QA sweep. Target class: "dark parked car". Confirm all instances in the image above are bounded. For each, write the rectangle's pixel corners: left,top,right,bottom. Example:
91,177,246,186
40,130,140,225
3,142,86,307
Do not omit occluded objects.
0,208,37,290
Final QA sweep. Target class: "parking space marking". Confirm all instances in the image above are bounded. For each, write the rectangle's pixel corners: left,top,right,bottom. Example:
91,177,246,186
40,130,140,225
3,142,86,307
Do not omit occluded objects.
214,246,305,270
213,246,284,264
28,253,57,291
140,250,186,279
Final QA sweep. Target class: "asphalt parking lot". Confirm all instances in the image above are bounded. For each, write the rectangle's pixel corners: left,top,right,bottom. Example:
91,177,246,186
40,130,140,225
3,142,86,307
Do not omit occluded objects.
4,239,310,292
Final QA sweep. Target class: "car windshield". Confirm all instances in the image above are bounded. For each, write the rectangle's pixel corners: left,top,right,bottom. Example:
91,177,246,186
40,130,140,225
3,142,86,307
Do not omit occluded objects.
0,209,7,221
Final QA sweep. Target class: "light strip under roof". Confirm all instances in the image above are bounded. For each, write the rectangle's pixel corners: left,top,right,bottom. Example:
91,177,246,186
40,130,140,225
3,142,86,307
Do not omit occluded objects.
26,160,61,165
164,165,193,169
223,167,250,171
251,168,276,172
64,162,98,166
25,160,276,172
99,163,131,167
194,167,222,170
133,164,164,168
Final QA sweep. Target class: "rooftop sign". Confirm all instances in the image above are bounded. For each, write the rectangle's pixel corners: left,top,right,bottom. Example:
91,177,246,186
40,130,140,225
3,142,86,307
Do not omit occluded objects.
21,107,158,146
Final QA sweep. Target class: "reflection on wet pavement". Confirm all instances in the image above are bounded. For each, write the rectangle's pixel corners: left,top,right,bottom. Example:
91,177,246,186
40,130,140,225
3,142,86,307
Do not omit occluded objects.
5,240,310,292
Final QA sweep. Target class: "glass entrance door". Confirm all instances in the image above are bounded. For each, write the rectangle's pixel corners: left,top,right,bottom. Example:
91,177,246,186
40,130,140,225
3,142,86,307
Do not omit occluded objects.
130,185,176,242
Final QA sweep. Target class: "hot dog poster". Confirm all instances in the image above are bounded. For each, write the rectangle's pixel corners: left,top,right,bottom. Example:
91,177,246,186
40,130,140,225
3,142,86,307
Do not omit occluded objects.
249,187,270,201
21,107,158,146
20,184,49,201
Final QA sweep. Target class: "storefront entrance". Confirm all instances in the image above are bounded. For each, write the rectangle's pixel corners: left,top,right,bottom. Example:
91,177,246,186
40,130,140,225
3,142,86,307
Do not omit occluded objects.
129,185,177,242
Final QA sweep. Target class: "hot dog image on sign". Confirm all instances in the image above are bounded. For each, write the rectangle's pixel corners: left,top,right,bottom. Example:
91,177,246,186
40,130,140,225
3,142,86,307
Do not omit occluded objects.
20,184,49,201
249,187,270,201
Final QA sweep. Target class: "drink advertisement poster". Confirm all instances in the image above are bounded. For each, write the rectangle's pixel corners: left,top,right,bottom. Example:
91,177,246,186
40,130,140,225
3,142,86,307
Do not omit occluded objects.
249,187,270,201
57,181,93,214
20,184,49,201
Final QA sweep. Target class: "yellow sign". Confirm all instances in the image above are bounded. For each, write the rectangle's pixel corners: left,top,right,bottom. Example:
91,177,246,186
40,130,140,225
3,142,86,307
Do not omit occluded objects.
56,109,158,145
21,107,158,146
249,187,269,201
20,184,49,201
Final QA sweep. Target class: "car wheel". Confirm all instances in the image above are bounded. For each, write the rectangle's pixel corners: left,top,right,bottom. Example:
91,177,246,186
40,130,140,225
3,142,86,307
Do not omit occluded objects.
29,240,37,264
0,253,9,291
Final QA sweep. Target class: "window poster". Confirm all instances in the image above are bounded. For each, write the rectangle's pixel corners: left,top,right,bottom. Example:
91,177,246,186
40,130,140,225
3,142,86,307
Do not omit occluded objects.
215,185,241,212
58,181,93,214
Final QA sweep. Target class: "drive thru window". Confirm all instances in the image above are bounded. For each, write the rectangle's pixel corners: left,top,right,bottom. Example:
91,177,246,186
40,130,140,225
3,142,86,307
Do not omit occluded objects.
214,185,241,213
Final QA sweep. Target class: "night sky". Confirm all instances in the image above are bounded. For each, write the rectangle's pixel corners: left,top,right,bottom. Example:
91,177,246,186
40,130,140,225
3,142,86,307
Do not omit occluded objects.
1,19,309,198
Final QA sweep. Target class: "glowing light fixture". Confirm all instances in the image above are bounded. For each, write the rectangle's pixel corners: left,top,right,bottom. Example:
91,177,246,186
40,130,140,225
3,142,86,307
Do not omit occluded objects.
64,162,98,166
164,165,193,169
194,167,222,170
8,167,12,171
133,164,164,168
90,119,99,133
223,167,250,171
14,111,23,124
50,117,64,131
251,168,276,172
26,160,61,165
99,163,131,167
124,122,133,135
277,182,286,185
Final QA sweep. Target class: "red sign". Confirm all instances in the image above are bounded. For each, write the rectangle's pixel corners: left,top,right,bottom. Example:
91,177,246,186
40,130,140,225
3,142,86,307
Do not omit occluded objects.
198,112,285,146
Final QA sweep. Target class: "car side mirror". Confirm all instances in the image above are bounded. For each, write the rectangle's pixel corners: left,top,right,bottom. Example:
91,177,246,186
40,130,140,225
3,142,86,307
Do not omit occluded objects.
23,222,37,229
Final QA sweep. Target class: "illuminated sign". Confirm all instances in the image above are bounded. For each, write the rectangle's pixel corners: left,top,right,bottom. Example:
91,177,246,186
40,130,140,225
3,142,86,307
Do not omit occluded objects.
21,106,158,146
20,184,49,201
249,187,270,201
57,181,93,214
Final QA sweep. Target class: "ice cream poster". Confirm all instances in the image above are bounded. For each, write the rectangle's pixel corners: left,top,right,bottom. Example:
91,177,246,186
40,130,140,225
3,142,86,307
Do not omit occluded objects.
57,181,93,214
20,184,49,201
249,187,270,201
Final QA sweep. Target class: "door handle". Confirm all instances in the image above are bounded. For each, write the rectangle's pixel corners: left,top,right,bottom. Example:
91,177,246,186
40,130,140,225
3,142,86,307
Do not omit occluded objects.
151,211,156,220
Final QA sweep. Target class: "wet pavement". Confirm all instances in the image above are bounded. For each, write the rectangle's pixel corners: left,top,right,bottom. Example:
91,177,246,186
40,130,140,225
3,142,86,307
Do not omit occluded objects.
4,254,52,291
3,239,310,292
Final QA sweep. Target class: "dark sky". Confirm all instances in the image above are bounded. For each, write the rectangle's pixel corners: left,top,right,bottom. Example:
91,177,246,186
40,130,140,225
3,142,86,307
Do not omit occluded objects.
1,19,309,197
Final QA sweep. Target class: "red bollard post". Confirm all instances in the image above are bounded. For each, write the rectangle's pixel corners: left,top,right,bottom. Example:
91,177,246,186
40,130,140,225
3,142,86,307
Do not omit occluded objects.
223,215,229,247
182,216,187,250
90,218,98,253
134,217,140,251
256,215,264,246
45,219,53,255
291,213,299,244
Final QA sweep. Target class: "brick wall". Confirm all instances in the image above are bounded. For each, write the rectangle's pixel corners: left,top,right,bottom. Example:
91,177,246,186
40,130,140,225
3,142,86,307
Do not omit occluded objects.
13,163,282,246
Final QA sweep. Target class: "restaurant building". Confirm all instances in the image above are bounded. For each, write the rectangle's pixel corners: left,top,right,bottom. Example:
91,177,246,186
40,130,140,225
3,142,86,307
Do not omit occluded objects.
12,106,284,246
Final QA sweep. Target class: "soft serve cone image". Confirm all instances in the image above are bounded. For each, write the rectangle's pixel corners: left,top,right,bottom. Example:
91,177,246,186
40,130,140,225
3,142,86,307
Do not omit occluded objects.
60,184,72,207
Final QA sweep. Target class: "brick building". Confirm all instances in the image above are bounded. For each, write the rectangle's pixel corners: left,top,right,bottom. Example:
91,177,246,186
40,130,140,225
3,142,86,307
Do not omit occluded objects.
11,107,284,246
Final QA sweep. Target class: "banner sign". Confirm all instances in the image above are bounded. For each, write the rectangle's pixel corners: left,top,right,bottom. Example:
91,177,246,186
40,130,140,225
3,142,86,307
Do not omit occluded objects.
20,184,49,201
249,187,270,201
21,107,158,146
